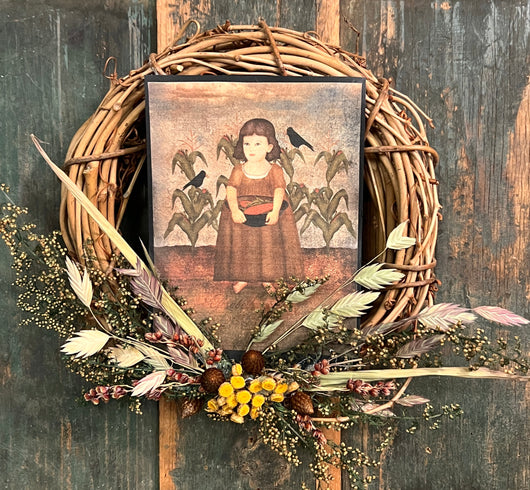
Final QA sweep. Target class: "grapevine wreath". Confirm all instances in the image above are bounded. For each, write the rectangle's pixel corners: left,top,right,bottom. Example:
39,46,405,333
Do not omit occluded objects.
2,19,528,489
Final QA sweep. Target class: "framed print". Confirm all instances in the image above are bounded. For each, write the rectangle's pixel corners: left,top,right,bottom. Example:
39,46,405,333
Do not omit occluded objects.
145,76,365,350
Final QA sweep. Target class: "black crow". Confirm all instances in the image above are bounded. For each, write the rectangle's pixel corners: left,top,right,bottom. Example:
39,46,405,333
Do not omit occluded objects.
183,170,206,190
287,127,314,151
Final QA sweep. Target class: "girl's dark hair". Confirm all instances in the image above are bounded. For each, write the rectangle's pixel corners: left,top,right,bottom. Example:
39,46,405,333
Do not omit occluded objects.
232,118,281,161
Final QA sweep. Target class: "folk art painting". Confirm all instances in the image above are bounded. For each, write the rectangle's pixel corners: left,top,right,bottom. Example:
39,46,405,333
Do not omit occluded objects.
146,77,365,349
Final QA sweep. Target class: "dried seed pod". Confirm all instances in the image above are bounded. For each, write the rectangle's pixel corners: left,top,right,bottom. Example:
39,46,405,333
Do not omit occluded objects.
181,398,203,418
200,367,226,393
289,391,315,416
241,350,265,375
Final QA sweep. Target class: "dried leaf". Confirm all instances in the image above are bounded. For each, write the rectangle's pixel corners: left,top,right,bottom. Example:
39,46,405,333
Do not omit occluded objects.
61,330,110,358
330,291,380,318
252,319,284,343
65,256,93,308
303,309,340,330
107,345,145,368
286,283,321,303
419,303,476,332
34,138,213,352
386,221,416,250
353,263,404,290
131,371,167,397
473,306,529,326
313,367,528,392
395,395,430,407
153,314,179,337
134,343,170,371
361,404,395,417
396,335,445,358
167,345,197,369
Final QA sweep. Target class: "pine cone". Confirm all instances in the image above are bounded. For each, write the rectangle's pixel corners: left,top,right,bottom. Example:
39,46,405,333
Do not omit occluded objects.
241,350,265,375
200,368,226,393
289,391,315,416
181,398,203,418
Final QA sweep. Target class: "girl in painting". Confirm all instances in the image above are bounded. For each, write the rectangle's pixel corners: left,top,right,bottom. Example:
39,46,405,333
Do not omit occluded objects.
214,118,304,293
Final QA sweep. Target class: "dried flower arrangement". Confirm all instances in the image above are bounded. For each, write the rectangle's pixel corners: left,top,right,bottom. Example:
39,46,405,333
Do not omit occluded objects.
1,20,529,489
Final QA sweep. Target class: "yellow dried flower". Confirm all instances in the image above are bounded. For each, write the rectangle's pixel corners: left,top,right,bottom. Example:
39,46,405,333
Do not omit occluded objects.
250,407,261,419
230,375,246,389
236,390,251,404
218,382,234,397
217,396,227,406
206,399,218,412
270,393,284,403
287,381,300,393
226,394,238,408
230,413,245,424
220,405,234,416
237,404,250,417
251,394,265,408
261,377,276,391
274,382,288,394
231,363,243,376
249,379,262,393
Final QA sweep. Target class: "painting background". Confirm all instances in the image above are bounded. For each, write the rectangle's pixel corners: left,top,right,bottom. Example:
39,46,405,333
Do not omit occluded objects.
147,78,364,349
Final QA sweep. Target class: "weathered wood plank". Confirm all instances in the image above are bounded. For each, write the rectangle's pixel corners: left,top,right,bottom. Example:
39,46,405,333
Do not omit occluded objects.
0,1,158,489
341,1,530,489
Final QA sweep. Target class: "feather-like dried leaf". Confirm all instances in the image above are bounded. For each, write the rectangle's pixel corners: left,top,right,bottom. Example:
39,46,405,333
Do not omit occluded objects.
61,330,110,358
129,267,163,309
252,319,284,343
354,264,404,290
473,306,529,326
107,345,145,368
65,256,93,308
131,371,167,397
286,283,321,303
134,344,170,371
419,303,476,332
303,309,340,330
153,315,179,337
167,345,197,368
386,221,416,250
396,335,445,358
330,291,380,318
395,395,430,407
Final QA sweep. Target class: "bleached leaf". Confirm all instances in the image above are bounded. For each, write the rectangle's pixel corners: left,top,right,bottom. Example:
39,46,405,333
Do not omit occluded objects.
286,283,321,303
131,370,167,397
303,309,340,330
252,319,284,343
354,263,404,290
396,335,445,358
134,343,170,371
330,291,380,318
107,345,145,368
61,330,110,358
419,303,476,331
386,221,416,250
65,256,93,308
473,306,529,326
395,395,430,407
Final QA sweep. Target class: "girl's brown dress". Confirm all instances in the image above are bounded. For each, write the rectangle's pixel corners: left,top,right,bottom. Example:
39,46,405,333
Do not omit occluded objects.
214,163,304,282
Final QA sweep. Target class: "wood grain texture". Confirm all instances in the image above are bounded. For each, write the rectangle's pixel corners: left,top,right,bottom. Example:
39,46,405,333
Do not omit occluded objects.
316,0,340,45
0,1,158,489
